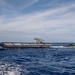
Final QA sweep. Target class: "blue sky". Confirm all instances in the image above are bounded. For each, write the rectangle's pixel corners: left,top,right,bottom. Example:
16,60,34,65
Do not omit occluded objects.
0,0,75,42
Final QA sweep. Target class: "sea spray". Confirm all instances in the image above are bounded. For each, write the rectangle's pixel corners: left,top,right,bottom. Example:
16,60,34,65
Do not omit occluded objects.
0,62,21,75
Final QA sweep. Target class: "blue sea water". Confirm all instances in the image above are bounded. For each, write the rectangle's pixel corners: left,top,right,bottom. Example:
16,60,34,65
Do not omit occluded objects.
0,43,75,75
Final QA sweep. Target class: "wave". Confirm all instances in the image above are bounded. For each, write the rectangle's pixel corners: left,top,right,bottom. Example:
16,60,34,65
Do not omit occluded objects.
50,46,75,48
51,46,64,48
0,62,21,75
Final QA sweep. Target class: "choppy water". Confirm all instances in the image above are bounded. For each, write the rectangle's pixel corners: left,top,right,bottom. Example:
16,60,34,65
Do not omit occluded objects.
0,43,75,75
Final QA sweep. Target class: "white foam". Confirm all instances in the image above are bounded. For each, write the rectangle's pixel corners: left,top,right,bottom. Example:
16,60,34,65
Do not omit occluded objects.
51,46,64,48
0,62,21,75
51,46,75,48
7,71,20,75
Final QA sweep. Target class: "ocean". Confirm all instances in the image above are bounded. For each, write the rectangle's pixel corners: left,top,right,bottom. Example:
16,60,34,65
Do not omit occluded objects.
0,43,75,75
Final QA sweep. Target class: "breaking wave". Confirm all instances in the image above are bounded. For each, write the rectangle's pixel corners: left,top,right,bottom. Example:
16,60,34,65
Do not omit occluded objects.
51,46,75,48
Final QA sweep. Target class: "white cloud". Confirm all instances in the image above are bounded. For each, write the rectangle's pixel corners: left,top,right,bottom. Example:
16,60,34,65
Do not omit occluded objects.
0,3,75,30
0,2,75,42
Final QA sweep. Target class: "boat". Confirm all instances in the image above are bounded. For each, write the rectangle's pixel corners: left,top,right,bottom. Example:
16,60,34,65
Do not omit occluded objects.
0,38,51,49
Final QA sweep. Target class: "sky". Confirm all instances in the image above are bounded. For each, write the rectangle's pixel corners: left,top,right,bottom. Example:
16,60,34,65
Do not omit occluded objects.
0,0,75,42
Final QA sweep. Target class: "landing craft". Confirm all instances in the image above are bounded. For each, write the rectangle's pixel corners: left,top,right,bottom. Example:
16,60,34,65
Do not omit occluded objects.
0,38,51,49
